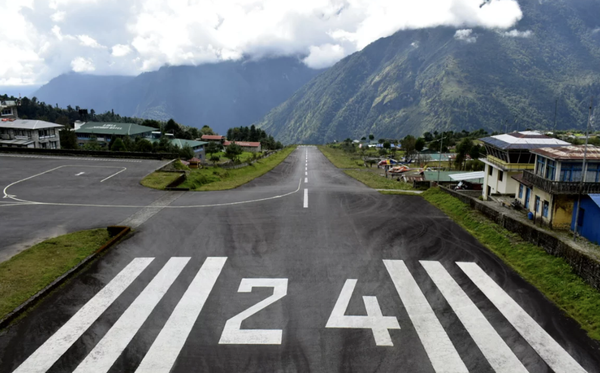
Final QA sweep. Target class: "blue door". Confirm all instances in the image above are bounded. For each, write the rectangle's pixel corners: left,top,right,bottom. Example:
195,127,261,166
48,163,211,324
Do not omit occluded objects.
525,188,531,209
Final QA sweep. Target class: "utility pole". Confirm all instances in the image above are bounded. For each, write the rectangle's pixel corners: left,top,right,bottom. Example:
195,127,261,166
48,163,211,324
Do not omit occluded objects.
573,96,593,239
437,134,445,184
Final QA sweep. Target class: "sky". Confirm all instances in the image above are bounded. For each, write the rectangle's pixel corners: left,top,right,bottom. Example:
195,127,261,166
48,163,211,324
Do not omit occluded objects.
0,0,524,86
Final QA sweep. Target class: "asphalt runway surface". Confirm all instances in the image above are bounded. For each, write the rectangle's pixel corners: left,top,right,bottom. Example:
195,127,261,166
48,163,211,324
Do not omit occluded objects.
1,147,599,373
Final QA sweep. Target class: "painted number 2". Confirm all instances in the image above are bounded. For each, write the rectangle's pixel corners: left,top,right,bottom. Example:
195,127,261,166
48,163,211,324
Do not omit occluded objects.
326,279,400,346
219,278,288,345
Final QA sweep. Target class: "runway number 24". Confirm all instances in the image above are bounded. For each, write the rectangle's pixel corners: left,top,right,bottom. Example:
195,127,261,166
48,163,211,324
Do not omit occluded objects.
217,278,400,346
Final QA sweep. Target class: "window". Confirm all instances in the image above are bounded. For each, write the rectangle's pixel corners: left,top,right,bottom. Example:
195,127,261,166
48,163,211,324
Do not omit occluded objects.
535,196,540,213
536,157,546,177
1,108,12,116
586,163,600,183
542,200,549,218
545,160,556,180
498,170,503,182
488,165,493,176
560,163,583,182
518,184,523,199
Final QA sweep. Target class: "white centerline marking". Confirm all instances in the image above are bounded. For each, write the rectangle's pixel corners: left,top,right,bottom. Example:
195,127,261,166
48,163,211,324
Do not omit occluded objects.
303,188,308,208
136,257,227,373
74,257,190,373
384,260,468,373
457,262,587,373
305,177,308,183
421,261,527,373
75,172,85,176
13,258,154,373
100,167,127,182
305,171,307,176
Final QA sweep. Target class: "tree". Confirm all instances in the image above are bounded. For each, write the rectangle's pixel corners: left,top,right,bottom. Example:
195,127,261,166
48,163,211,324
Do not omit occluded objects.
59,128,78,149
135,139,153,153
455,138,474,170
179,144,194,160
110,138,126,151
369,134,374,141
383,141,391,150
200,125,215,135
401,135,417,161
165,119,180,135
415,137,426,152
225,142,243,162
378,138,385,144
423,132,433,142
205,141,222,159
210,154,220,166
361,136,366,141
82,135,102,151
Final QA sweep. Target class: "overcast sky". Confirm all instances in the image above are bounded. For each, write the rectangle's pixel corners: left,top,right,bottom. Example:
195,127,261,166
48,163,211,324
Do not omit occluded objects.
1,0,524,86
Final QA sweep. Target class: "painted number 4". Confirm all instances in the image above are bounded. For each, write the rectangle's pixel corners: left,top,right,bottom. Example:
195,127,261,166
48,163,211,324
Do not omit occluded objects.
326,279,400,346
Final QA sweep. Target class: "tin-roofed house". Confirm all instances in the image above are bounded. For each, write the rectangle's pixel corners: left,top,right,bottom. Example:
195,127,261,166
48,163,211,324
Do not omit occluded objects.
75,122,155,148
0,100,63,149
512,145,600,229
479,131,569,200
572,194,600,244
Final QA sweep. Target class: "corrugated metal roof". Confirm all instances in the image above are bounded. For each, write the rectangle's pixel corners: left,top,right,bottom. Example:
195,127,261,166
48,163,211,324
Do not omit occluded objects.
480,131,569,150
532,145,600,160
224,141,261,147
0,119,63,130
590,194,600,208
76,122,154,136
449,171,485,181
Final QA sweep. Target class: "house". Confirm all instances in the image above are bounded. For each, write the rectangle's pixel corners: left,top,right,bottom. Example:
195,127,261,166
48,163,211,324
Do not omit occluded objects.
168,139,207,160
223,141,262,153
201,135,225,143
512,145,600,229
479,131,569,200
571,194,600,244
0,100,63,149
75,122,154,148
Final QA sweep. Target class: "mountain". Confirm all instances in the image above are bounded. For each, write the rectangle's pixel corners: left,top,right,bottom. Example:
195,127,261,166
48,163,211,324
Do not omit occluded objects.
257,0,600,144
34,58,322,135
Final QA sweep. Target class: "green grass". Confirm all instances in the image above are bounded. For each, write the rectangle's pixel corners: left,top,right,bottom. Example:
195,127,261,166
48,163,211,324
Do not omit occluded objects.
141,171,183,190
344,170,413,190
0,229,111,320
180,146,296,191
210,151,256,164
422,187,600,340
317,145,364,169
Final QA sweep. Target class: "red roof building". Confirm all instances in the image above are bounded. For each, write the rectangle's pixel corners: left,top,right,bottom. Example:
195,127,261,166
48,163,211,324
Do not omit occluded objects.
223,141,262,152
201,135,225,141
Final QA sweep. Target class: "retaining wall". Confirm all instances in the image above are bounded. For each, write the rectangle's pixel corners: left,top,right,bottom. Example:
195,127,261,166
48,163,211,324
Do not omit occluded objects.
439,187,600,290
0,147,177,160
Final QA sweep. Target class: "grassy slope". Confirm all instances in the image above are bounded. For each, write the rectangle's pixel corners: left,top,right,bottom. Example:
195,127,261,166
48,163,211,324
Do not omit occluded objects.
140,172,182,190
181,146,296,191
422,187,600,340
318,145,413,190
0,229,110,320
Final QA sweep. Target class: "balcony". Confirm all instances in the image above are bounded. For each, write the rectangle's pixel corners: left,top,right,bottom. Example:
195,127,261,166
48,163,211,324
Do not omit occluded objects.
522,170,600,195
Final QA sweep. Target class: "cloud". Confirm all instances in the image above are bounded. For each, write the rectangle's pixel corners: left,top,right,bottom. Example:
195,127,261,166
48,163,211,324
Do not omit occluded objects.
501,29,533,38
71,57,95,72
454,29,477,43
111,44,132,57
2,0,524,85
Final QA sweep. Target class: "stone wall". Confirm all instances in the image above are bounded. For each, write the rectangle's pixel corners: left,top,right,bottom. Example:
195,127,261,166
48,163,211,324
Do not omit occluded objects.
439,187,600,290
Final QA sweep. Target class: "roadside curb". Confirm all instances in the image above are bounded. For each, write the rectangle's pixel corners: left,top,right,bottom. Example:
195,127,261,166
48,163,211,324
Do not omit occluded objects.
376,189,423,194
0,226,131,331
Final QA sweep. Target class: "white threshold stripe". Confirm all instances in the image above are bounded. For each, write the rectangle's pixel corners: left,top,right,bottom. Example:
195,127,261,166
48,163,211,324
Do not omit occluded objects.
420,261,527,373
457,262,587,373
74,257,190,373
13,258,154,373
136,257,227,373
303,188,308,208
383,260,468,373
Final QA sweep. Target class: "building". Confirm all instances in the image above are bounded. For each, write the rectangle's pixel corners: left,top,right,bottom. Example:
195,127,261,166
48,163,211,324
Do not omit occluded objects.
479,131,569,200
512,145,600,229
201,135,225,142
223,140,262,152
151,138,208,160
0,100,63,149
75,122,154,148
571,194,600,244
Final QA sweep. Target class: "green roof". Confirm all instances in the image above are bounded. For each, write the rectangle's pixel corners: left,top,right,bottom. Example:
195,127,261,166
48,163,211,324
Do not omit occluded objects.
151,138,208,149
423,170,483,183
76,122,155,136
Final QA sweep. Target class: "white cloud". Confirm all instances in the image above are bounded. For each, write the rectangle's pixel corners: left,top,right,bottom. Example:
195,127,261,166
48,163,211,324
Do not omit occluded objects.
50,10,66,22
111,44,132,57
77,34,105,48
71,57,95,72
454,29,477,43
501,29,533,38
303,44,346,69
2,0,524,85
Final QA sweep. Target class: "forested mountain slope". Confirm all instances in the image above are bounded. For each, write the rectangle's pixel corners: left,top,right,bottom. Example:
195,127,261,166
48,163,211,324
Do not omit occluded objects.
257,0,600,144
